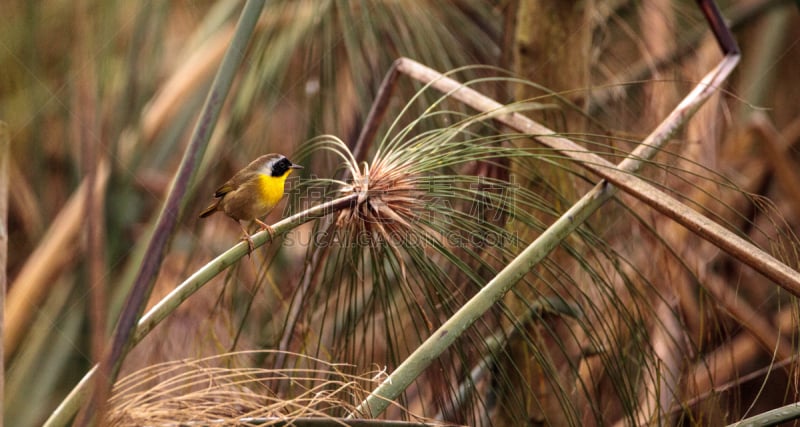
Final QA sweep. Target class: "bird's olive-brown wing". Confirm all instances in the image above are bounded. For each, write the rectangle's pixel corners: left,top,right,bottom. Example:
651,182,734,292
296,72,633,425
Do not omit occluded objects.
213,182,236,198
214,167,260,198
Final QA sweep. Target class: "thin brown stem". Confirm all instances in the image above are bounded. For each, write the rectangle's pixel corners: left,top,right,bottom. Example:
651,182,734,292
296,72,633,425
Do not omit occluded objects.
70,0,108,424
4,163,109,361
589,0,788,115
0,121,9,427
94,1,268,423
352,62,401,164
751,112,800,217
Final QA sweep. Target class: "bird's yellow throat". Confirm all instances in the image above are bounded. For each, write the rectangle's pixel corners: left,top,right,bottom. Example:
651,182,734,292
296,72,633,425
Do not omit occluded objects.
257,170,293,209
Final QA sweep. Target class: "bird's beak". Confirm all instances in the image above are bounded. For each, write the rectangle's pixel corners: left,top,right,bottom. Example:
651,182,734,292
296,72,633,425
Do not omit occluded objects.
290,164,304,170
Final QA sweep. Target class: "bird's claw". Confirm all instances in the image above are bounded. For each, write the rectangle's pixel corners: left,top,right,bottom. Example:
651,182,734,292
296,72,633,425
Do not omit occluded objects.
255,219,276,240
242,234,255,256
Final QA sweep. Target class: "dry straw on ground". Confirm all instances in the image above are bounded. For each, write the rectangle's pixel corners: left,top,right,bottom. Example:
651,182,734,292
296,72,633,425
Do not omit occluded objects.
105,350,453,426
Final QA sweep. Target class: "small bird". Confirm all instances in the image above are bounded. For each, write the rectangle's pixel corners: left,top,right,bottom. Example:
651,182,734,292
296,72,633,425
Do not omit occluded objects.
199,153,303,252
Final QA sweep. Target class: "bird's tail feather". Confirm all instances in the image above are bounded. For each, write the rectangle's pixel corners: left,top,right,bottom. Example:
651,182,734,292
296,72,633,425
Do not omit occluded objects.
199,200,219,218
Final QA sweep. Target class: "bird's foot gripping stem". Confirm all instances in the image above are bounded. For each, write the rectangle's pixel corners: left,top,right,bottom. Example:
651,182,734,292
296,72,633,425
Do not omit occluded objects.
255,219,276,240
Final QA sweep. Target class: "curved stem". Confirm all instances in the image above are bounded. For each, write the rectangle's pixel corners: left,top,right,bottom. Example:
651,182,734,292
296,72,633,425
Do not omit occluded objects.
42,194,356,427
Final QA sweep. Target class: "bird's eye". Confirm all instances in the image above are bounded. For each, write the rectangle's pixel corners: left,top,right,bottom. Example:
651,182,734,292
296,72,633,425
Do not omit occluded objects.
271,158,291,177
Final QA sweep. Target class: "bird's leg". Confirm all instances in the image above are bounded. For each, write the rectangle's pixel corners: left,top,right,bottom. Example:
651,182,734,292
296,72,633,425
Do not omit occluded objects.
238,221,255,254
255,218,276,240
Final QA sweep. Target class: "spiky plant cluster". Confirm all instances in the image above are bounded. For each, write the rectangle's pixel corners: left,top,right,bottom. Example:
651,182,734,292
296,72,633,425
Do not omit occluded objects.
286,90,576,424
298,92,551,254
335,158,427,249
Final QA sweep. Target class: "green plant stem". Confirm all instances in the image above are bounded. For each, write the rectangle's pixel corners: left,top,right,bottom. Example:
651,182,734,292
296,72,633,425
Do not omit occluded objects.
96,0,267,419
353,52,748,418
42,193,357,427
133,194,355,344
727,402,800,426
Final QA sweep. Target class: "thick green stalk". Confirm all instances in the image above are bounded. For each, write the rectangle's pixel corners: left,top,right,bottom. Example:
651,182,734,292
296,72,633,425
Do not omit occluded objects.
42,193,357,427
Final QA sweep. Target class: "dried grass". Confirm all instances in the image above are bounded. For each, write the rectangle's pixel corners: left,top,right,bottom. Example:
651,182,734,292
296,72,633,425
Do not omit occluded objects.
106,350,452,426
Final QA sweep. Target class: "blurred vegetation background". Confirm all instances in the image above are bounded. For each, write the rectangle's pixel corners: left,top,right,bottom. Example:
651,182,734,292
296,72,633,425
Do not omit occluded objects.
2,0,800,426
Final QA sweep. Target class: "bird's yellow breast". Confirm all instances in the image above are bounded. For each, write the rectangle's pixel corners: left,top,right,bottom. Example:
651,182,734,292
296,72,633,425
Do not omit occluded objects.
256,171,291,214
